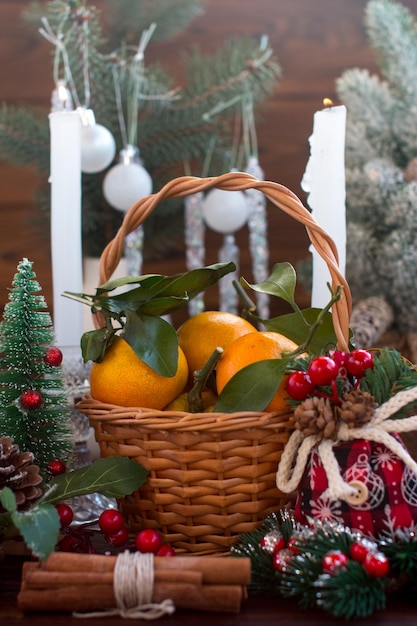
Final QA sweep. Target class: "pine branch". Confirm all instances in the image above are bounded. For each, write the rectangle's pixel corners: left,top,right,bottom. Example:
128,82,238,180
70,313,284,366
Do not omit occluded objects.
0,104,50,171
103,0,206,48
314,562,387,619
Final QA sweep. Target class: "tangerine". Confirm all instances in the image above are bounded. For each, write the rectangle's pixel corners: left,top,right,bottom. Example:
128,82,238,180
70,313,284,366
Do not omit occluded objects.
216,331,298,412
177,311,257,382
90,336,188,409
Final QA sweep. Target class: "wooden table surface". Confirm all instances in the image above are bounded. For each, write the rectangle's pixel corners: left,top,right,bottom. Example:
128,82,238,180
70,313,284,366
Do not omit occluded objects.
2,554,417,625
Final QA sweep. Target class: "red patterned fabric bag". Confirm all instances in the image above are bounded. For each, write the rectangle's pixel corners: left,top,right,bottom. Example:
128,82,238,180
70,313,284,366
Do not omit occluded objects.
277,387,417,538
293,434,417,536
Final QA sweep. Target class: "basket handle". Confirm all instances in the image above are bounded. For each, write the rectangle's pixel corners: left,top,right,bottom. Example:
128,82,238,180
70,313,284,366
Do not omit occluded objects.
97,172,352,351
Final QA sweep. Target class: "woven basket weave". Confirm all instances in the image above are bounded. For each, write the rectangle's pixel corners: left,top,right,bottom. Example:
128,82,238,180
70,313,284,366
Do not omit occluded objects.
78,172,352,555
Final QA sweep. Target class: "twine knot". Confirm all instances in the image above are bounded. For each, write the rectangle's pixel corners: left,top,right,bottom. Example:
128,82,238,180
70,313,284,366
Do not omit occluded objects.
277,387,417,503
74,551,175,620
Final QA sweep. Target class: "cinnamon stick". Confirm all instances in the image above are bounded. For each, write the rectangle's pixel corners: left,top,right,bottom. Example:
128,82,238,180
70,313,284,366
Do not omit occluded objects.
42,551,251,585
24,565,203,587
18,582,245,613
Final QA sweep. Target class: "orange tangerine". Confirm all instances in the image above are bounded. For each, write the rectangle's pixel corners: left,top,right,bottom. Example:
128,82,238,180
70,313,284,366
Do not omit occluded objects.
177,311,257,382
90,336,188,409
216,331,298,412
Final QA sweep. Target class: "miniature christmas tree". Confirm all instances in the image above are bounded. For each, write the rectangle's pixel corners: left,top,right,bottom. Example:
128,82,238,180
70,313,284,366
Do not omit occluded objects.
335,0,417,356
0,259,72,475
0,0,280,259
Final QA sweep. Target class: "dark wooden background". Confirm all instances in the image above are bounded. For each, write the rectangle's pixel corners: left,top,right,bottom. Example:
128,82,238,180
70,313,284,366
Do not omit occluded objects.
1,0,415,321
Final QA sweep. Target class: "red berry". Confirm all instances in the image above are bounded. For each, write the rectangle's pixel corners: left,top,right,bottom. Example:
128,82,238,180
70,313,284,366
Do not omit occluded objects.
44,346,63,367
350,540,375,563
98,509,125,534
135,529,164,554
20,389,43,410
156,544,176,557
363,551,389,578
322,550,349,574
350,541,369,563
47,459,66,476
105,526,129,547
285,371,315,400
308,356,339,386
345,350,374,378
56,503,74,528
329,350,347,369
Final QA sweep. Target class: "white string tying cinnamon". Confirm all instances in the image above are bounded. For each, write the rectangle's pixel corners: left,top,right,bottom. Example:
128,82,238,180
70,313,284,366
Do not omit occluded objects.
276,386,417,503
73,551,175,619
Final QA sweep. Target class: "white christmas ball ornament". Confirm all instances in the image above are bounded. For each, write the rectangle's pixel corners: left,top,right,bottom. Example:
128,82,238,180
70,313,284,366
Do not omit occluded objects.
80,123,116,174
78,108,116,174
103,161,153,212
202,188,249,234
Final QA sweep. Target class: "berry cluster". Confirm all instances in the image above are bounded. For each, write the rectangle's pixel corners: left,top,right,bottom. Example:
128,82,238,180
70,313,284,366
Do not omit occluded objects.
261,531,389,579
55,503,175,556
285,349,374,405
322,540,389,578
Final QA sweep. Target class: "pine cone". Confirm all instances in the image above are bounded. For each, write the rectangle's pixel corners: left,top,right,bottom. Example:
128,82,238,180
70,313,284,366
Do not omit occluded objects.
293,396,338,440
0,436,43,511
339,389,377,428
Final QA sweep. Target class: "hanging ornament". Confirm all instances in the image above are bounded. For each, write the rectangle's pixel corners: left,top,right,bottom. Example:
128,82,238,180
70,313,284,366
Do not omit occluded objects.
102,25,157,276
202,187,249,234
78,107,116,174
202,185,249,313
245,155,270,319
103,145,152,276
103,144,152,213
185,192,205,316
41,12,116,175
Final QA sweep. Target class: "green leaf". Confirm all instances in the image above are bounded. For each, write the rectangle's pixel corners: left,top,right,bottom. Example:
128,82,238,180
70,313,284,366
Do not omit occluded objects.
122,312,179,376
214,358,290,412
96,274,165,295
41,457,148,505
262,309,340,354
81,326,116,363
12,503,60,561
241,262,297,306
96,263,235,314
0,486,17,514
144,262,236,300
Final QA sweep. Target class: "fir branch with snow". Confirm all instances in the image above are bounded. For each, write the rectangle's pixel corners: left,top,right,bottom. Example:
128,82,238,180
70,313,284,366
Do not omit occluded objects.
336,0,417,356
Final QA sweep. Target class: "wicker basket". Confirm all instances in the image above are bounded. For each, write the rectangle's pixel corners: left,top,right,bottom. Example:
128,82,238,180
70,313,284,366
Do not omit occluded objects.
78,172,352,555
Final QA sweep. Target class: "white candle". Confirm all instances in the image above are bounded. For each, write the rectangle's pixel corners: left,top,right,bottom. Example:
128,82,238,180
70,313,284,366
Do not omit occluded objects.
49,107,84,348
301,101,347,308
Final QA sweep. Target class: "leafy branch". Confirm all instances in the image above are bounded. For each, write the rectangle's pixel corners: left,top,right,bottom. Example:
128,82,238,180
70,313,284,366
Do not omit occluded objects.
63,261,235,373
0,456,148,561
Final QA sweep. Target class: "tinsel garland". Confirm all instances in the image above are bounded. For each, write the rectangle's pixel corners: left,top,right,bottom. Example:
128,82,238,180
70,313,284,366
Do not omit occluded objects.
232,509,417,620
